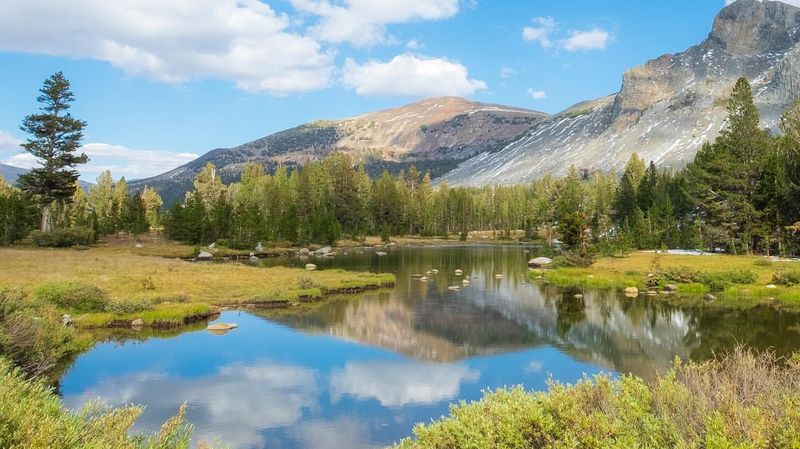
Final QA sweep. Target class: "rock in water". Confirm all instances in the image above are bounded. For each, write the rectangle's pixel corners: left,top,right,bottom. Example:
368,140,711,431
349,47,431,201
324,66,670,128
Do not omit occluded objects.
624,287,639,297
315,246,333,256
298,248,310,256
528,257,553,268
447,286,460,292
131,318,144,327
704,293,717,301
664,284,678,293
305,263,317,271
207,322,238,331
197,251,213,261
454,269,464,276
376,251,387,256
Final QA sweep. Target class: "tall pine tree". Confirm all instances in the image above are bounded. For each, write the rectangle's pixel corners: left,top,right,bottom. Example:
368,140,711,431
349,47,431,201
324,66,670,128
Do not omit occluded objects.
17,72,88,231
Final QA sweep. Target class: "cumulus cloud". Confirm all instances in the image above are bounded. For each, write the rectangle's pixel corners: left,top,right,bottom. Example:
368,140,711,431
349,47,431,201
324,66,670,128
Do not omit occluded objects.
62,362,319,449
500,66,517,79
342,53,487,97
291,0,459,47
0,0,333,94
329,361,479,407
561,28,611,51
522,17,611,52
522,17,556,48
0,130,197,179
527,89,547,100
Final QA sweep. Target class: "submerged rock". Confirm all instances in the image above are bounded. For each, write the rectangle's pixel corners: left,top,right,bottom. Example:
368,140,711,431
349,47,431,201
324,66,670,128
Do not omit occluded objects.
207,322,238,332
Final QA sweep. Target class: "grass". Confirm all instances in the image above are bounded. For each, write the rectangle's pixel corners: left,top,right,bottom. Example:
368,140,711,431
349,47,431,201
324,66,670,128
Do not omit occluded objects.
532,251,800,309
394,348,800,449
0,245,394,329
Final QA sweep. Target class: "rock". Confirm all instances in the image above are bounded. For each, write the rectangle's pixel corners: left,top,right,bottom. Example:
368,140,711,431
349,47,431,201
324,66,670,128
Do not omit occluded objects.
376,251,388,256
326,251,337,257
207,322,238,332
419,276,428,282
315,246,333,256
704,293,717,301
131,318,144,327
646,290,658,296
664,284,678,292
134,243,144,248
574,294,584,299
62,314,74,326
494,274,503,279
208,242,216,249
430,269,439,275
305,263,317,271
249,255,259,264
462,278,470,285
766,284,778,289
454,269,464,276
255,242,264,253
624,287,639,297
426,270,432,275
528,257,553,268
388,242,397,247
298,248,311,256
197,251,213,261
410,273,424,279
447,286,460,292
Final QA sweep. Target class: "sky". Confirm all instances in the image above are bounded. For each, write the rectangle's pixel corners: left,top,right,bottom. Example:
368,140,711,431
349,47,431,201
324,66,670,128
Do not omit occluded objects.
0,0,788,181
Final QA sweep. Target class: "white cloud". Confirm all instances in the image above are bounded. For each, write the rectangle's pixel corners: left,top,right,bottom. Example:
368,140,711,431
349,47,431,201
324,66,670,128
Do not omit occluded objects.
62,362,319,449
406,39,425,50
291,0,459,47
330,361,479,407
562,28,611,51
522,17,556,48
0,0,333,94
522,17,611,52
500,66,517,79
0,131,197,179
342,53,487,97
527,89,547,100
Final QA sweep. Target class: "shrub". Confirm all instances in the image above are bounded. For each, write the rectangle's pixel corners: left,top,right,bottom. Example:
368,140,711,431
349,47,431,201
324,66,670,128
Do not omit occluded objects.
104,299,157,315
29,227,95,247
0,306,77,378
394,348,800,449
754,258,773,267
723,267,758,284
698,272,731,292
772,269,800,287
663,267,757,291
552,252,594,268
0,357,214,449
35,281,109,313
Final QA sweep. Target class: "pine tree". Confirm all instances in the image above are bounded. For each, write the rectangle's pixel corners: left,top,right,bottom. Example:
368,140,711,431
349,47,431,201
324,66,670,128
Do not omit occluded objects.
17,72,88,231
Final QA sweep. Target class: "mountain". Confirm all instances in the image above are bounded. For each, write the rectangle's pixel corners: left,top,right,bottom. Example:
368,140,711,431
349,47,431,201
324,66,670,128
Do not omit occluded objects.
0,163,28,184
440,0,800,185
129,97,546,203
0,162,92,191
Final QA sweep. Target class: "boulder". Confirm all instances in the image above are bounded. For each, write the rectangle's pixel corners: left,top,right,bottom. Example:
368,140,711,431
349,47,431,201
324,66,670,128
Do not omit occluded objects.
305,263,317,271
315,246,333,256
430,269,439,275
208,242,216,249
134,243,144,248
376,251,388,256
494,274,503,279
249,255,259,264
528,257,553,268
646,290,658,296
663,284,678,293
207,322,238,332
454,269,464,276
704,293,717,301
574,293,584,299
447,286,460,292
197,251,213,261
462,278,470,285
131,318,144,327
298,248,311,256
766,284,778,289
62,314,74,327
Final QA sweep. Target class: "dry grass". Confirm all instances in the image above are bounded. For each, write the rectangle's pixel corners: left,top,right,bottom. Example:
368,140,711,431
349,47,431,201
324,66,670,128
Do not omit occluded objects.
537,251,800,308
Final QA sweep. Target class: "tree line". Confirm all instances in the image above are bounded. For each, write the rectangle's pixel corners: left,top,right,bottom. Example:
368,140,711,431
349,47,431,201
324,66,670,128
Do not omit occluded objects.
3,74,800,256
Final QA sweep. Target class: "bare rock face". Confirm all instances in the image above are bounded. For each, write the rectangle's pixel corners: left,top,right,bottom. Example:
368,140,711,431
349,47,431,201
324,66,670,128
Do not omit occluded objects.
440,0,800,186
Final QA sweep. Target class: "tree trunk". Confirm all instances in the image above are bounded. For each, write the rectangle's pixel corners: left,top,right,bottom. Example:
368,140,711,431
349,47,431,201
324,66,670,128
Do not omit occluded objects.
40,203,52,232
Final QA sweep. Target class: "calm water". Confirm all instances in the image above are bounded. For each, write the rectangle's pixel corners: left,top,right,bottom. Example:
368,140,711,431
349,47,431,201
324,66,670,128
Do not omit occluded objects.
60,246,800,449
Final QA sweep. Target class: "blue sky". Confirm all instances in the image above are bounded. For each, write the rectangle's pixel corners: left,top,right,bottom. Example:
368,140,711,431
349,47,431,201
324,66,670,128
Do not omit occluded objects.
0,0,762,180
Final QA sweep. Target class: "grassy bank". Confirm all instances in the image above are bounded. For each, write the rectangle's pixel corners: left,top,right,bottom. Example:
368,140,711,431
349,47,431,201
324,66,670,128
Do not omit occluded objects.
0,246,394,329
394,348,800,449
532,252,800,309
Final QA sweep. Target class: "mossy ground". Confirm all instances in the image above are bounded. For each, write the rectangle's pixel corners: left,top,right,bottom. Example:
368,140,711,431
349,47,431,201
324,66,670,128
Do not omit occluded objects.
532,251,800,310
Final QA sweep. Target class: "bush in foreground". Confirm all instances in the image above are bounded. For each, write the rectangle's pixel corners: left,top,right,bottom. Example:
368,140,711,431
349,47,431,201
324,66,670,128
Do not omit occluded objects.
0,358,226,449
394,348,800,449
35,281,109,313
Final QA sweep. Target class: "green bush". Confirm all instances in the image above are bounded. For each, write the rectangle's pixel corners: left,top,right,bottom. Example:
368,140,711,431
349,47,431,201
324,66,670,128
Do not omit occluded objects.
35,281,109,313
772,269,800,286
754,258,773,267
698,272,731,292
663,267,757,291
104,298,157,315
0,357,215,449
394,348,800,449
29,227,95,247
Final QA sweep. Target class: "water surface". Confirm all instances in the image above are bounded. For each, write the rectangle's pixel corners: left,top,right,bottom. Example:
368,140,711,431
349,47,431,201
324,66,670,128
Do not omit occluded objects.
60,246,800,449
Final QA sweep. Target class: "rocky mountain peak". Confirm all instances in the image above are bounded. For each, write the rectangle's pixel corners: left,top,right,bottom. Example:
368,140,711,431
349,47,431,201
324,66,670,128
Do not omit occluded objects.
709,0,800,56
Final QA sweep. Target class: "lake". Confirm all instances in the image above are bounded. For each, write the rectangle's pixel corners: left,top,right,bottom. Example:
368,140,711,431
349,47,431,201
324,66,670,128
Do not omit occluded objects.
59,245,800,449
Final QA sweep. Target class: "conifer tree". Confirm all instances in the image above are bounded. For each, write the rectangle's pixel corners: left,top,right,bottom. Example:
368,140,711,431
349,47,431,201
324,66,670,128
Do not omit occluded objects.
17,72,88,231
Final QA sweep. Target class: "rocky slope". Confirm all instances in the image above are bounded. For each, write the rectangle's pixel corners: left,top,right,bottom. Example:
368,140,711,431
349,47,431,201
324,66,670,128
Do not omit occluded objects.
440,0,800,185
130,97,545,202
